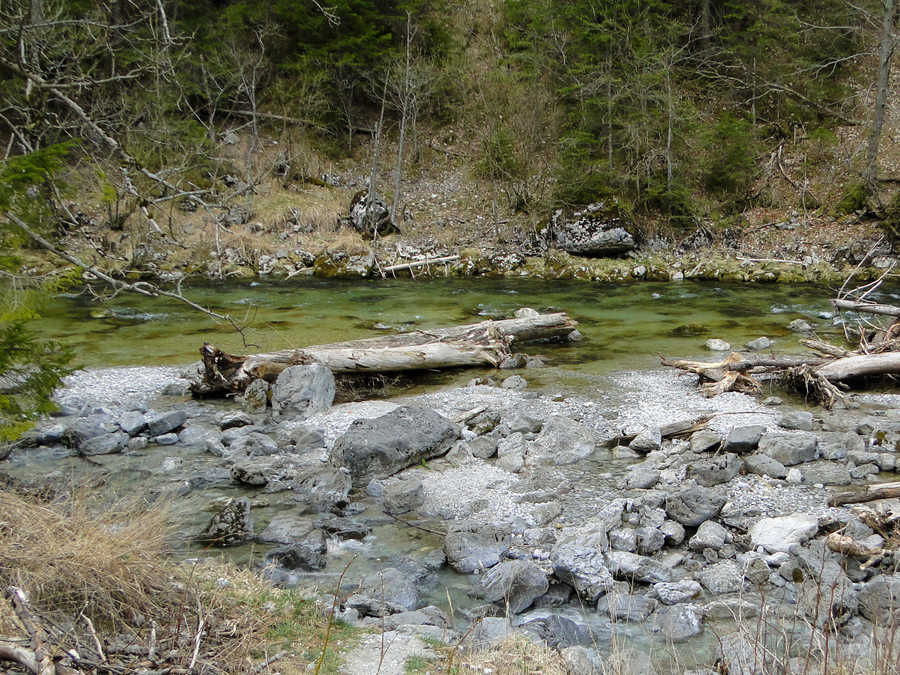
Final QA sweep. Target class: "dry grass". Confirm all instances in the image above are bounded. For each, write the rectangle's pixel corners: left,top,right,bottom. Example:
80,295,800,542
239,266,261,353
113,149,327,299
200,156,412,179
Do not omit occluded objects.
0,489,170,630
0,488,362,673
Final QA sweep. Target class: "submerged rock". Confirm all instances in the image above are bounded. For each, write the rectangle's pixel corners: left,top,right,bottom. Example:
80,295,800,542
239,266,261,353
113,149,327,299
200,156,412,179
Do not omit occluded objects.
444,522,511,573
201,497,252,546
346,567,418,617
264,529,327,570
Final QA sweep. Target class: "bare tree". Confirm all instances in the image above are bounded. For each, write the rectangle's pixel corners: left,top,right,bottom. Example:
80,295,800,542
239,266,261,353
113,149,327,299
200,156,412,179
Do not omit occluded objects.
865,0,898,187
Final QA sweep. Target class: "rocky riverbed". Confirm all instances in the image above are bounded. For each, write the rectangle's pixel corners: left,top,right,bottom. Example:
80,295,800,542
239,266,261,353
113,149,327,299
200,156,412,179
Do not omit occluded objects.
3,359,900,674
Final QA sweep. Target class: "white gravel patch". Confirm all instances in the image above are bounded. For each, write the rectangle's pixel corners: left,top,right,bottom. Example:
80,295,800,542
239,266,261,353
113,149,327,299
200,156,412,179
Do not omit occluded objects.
55,366,184,411
413,461,535,524
298,400,400,447
609,370,778,434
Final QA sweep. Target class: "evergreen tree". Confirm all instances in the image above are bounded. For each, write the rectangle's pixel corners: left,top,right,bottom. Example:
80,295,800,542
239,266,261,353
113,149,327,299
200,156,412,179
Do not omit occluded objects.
0,145,75,441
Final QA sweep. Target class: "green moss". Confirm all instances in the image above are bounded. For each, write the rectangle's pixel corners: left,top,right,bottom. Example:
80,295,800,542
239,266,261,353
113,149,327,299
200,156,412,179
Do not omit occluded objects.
836,182,869,215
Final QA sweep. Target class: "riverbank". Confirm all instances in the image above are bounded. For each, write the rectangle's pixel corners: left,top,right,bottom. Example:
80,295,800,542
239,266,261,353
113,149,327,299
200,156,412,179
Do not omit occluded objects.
2,342,899,673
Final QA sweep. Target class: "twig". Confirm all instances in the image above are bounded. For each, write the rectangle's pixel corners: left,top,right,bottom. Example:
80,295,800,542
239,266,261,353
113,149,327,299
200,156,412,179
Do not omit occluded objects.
382,512,446,537
736,256,804,265
382,255,460,273
80,613,105,662
250,651,286,674
188,614,204,671
148,620,157,662
315,556,356,675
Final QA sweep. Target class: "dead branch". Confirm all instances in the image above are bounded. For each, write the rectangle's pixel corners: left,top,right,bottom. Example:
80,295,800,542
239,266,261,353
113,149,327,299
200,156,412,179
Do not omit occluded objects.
833,299,900,318
4,211,249,343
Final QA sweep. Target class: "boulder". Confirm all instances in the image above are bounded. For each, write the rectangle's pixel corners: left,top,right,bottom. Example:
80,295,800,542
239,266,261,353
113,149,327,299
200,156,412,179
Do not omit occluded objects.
745,336,772,351
146,410,188,437
549,202,635,258
346,567,417,617
689,520,732,552
217,411,254,430
62,414,117,446
659,520,686,545
271,364,335,420
468,436,498,459
551,532,615,602
383,478,425,515
609,528,637,552
778,410,814,431
597,592,658,622
653,580,702,605
529,417,597,465
665,486,726,527
444,522,511,573
520,615,603,649
636,527,666,555
858,574,900,624
744,454,788,479
605,551,671,584
476,560,549,614
800,462,852,486
464,617,513,651
629,426,662,454
653,604,703,642
699,561,744,594
201,497,252,546
227,431,279,458
264,529,327,570
757,431,817,466
795,544,858,628
688,453,743,487
331,406,458,485
257,513,313,545
749,513,818,553
293,465,352,513
705,339,731,351
80,431,129,456
722,425,765,453
690,430,722,454
348,190,400,239
624,467,660,490
117,410,147,436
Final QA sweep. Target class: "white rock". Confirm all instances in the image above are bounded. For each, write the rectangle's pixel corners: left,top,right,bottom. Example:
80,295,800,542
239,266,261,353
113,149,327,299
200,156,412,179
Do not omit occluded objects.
749,513,818,554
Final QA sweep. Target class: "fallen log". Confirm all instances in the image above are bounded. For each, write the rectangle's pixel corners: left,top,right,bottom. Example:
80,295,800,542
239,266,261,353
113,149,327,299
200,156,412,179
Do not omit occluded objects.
815,352,900,381
829,483,900,507
194,310,578,395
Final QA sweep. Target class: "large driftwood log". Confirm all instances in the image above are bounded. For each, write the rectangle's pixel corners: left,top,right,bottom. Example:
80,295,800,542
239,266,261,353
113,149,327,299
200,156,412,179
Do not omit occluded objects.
829,483,900,507
195,311,578,395
816,352,900,380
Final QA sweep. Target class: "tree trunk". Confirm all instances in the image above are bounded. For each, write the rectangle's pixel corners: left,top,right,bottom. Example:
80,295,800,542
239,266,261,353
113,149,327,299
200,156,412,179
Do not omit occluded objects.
864,0,897,186
194,311,578,395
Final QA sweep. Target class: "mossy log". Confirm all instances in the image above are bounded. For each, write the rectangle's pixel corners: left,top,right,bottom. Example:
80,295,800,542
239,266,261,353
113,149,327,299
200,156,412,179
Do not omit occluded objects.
194,311,578,395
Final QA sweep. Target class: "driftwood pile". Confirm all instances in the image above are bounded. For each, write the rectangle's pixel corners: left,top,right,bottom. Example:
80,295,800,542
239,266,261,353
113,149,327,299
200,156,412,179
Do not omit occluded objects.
193,309,579,396
662,295,900,408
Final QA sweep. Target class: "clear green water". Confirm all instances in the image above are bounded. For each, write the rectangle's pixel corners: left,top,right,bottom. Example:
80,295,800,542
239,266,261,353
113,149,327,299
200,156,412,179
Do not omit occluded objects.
40,279,845,372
